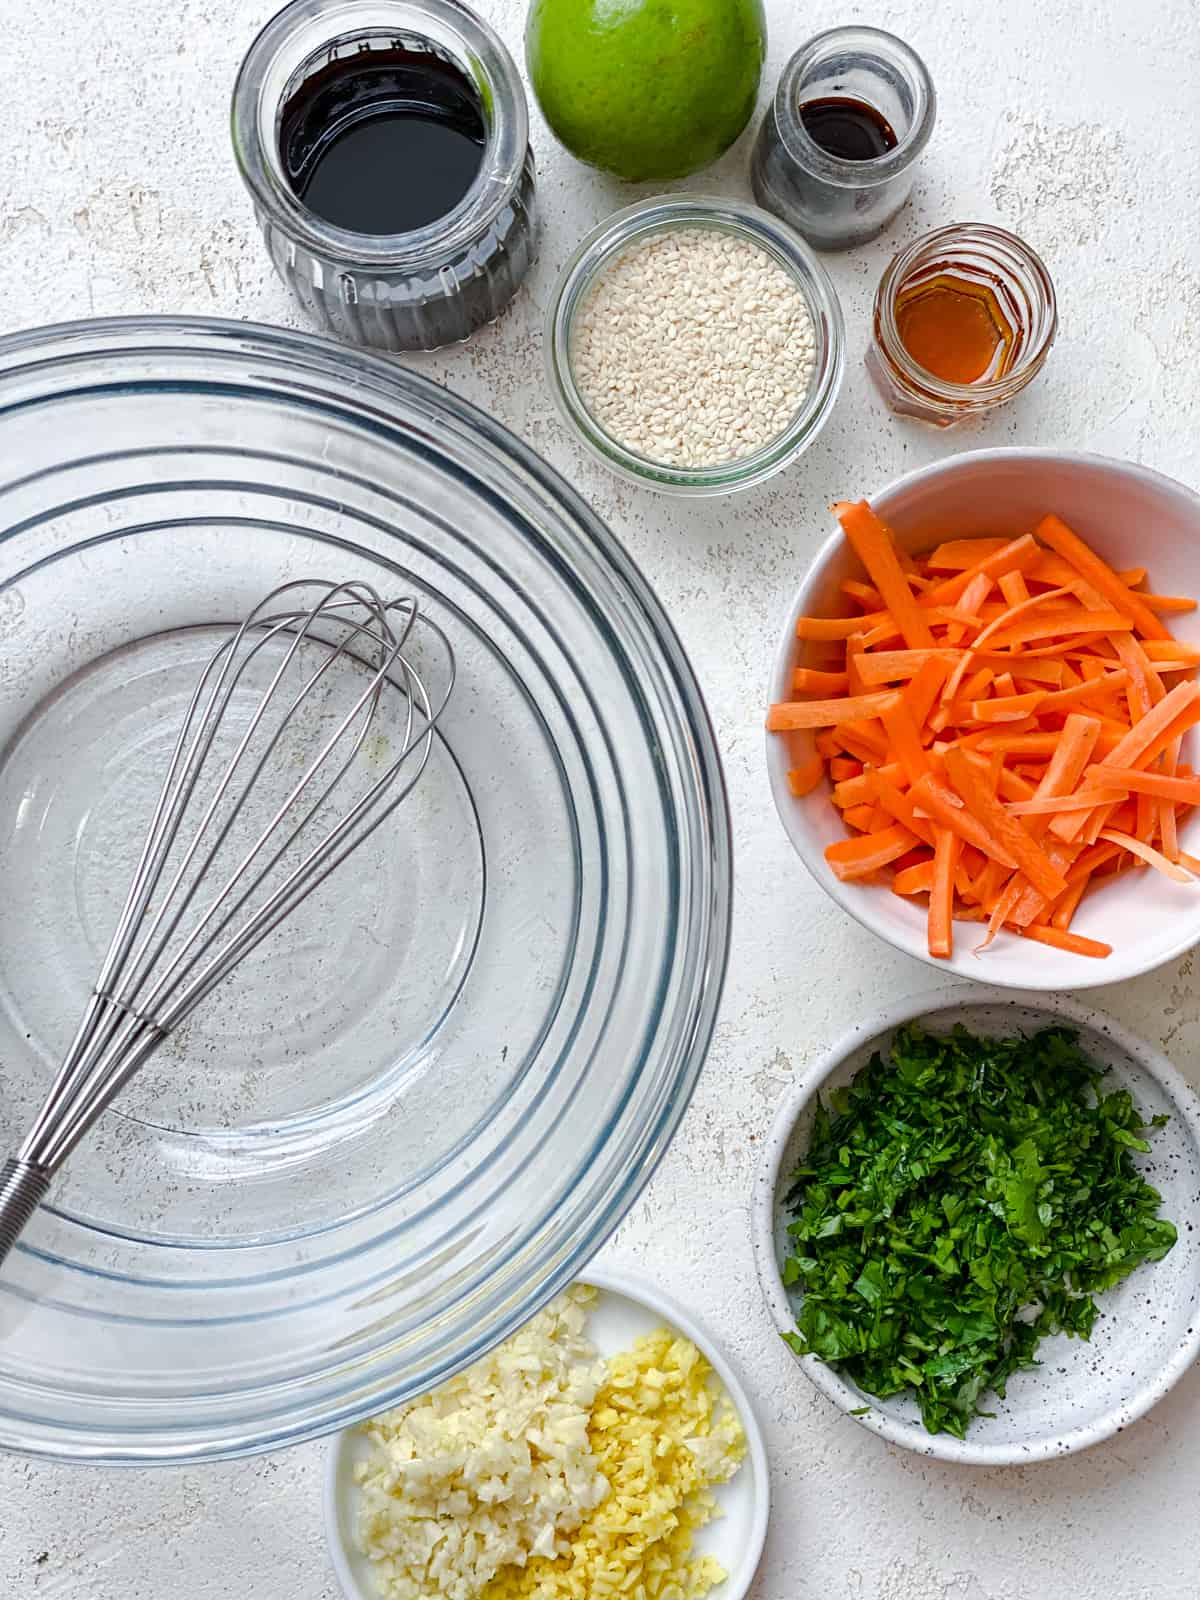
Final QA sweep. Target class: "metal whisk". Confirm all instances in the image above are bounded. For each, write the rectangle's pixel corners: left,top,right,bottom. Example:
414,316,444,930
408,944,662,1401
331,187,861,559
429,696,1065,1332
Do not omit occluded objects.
0,578,455,1269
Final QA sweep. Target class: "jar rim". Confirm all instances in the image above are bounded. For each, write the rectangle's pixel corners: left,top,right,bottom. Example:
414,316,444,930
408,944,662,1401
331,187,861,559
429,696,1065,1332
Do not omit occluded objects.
773,25,936,191
231,0,529,268
873,222,1059,405
545,195,845,496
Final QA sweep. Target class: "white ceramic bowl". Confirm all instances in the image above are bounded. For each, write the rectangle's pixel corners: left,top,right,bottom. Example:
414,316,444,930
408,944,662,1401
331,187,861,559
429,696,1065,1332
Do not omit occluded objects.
766,448,1200,988
324,1267,769,1600
751,986,1200,1465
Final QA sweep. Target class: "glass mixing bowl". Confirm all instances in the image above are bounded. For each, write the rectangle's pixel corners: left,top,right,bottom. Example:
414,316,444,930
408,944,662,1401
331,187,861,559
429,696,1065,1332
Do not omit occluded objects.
0,317,731,1462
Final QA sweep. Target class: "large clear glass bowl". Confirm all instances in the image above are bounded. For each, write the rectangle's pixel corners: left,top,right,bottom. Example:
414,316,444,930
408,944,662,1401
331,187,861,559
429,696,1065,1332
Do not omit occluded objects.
0,317,731,1462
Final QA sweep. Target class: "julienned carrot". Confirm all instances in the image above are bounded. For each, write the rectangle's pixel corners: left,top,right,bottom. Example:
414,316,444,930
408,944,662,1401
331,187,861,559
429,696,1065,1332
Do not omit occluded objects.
825,824,917,881
903,655,950,731
1099,766,1200,805
869,773,935,846
1007,788,1127,816
1144,639,1200,663
1098,829,1194,883
925,534,1040,607
925,537,1009,571
793,667,849,695
787,755,825,797
772,503,1200,959
1021,924,1113,959
833,501,935,650
893,860,936,895
981,610,1134,649
1035,513,1170,641
854,648,957,684
766,691,900,731
1035,670,1129,715
796,612,889,641
1095,681,1200,772
841,578,884,611
942,746,1069,900
928,828,959,958
910,772,1019,869
843,803,879,831
857,650,1067,686
880,696,931,785
845,632,868,696
964,691,1046,723
941,585,1074,703
1160,734,1183,863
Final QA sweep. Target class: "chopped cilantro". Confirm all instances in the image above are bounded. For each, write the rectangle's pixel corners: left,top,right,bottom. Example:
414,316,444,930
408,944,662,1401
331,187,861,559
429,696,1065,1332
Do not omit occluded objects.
782,1024,1177,1438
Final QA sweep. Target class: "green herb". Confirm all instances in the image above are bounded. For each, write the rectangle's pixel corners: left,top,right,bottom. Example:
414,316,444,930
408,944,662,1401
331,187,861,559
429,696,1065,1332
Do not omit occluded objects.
782,1024,1177,1438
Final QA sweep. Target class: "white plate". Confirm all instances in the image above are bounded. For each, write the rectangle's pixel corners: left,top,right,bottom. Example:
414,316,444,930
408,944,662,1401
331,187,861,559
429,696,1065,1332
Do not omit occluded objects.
765,448,1200,988
324,1267,770,1600
752,985,1200,1465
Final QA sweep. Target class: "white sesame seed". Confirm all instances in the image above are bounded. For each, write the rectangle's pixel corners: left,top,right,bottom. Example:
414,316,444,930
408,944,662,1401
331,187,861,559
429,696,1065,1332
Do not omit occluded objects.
569,228,817,470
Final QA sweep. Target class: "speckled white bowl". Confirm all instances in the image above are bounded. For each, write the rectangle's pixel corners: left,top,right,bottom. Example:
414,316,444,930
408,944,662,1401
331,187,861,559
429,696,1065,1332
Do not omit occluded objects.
324,1266,769,1600
752,985,1200,1465
766,449,1200,988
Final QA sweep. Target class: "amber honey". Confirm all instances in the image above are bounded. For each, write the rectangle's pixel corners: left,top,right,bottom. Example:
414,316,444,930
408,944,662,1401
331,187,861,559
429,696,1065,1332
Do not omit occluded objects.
868,224,1057,426
895,274,1015,385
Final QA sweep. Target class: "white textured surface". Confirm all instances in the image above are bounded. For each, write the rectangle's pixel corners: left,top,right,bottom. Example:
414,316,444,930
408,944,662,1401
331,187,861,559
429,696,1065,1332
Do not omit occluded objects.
2,0,1199,1595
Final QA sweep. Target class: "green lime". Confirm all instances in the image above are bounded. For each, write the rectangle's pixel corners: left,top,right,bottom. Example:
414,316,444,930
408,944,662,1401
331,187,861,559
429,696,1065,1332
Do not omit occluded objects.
525,0,766,183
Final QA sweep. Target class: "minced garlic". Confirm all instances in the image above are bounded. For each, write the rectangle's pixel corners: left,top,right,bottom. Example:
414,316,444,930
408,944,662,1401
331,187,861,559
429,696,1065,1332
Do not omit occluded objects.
483,1326,746,1600
355,1287,609,1600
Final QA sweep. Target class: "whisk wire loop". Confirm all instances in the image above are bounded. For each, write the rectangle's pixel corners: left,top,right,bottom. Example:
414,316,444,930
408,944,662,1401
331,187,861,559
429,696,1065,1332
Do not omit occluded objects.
4,580,454,1238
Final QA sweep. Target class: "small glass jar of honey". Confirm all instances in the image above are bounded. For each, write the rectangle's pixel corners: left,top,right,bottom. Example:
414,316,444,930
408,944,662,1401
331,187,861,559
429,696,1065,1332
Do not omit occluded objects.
867,223,1057,425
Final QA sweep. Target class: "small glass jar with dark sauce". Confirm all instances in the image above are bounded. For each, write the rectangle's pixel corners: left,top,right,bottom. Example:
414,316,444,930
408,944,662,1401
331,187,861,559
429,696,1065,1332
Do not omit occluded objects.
233,0,539,352
751,27,935,252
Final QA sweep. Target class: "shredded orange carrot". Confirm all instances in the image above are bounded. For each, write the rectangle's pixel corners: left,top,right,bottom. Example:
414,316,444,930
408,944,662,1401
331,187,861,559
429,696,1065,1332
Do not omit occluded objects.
771,501,1199,959
786,755,825,797
841,578,884,611
925,537,1009,571
1099,766,1200,805
869,773,935,846
1006,787,1127,816
943,746,1069,900
796,613,887,641
1035,513,1170,641
766,691,900,731
792,667,849,695
1020,924,1113,959
928,828,959,959
1143,639,1200,664
843,802,879,831
965,690,1047,723
925,534,1040,607
1098,829,1196,883
910,771,1019,868
880,696,931,785
893,860,936,895
833,502,935,649
825,824,918,881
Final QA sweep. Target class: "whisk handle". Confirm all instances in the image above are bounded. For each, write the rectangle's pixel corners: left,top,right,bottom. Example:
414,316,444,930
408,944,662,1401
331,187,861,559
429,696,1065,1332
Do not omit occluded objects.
0,1157,51,1271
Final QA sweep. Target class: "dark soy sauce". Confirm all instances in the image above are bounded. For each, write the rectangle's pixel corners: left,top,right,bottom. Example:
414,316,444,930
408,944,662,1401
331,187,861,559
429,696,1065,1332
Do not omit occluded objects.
798,97,898,162
279,46,486,234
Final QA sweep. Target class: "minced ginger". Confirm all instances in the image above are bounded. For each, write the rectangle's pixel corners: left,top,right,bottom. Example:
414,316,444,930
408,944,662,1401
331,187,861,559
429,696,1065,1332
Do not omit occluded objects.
483,1325,746,1600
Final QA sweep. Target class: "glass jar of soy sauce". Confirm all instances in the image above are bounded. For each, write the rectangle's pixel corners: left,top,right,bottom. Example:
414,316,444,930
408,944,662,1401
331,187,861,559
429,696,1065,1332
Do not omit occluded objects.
750,27,935,252
233,0,539,352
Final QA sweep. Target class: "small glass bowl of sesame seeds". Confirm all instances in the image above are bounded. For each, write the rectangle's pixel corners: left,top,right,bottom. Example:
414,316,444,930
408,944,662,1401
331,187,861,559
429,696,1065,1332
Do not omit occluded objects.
546,195,845,495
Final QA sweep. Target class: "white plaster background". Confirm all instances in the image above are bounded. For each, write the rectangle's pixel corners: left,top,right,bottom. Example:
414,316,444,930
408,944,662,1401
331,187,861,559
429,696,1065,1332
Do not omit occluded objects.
1,0,1199,1594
